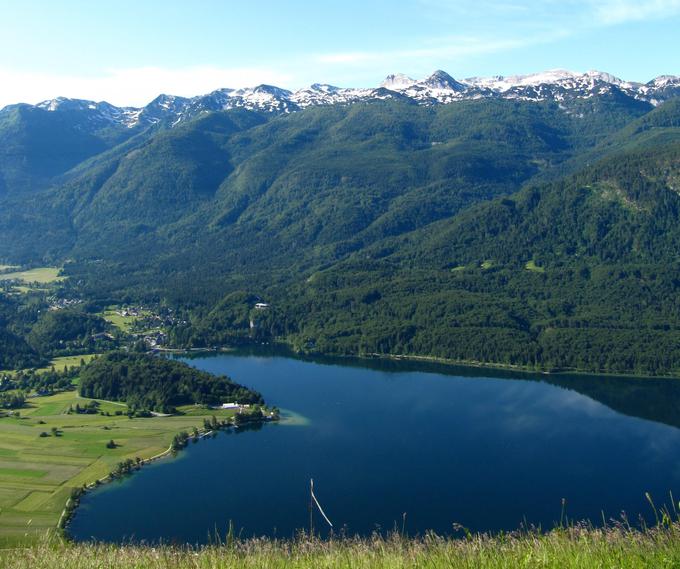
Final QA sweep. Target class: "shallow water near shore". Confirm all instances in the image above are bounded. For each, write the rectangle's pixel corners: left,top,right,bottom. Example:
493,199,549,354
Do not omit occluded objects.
69,347,680,544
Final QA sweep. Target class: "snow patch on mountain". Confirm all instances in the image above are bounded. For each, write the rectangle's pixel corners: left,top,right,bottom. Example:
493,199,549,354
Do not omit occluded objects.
380,73,417,90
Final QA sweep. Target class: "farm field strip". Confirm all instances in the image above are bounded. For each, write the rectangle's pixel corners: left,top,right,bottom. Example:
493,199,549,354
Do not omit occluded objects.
0,389,237,547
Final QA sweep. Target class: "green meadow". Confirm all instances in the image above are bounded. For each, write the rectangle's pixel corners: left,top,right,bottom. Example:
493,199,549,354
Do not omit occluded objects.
2,355,99,378
34,355,98,374
0,389,237,547
525,259,546,273
100,309,142,333
0,267,63,285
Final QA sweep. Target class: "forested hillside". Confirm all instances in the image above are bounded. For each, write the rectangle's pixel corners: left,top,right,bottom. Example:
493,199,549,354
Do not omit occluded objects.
79,352,263,413
1,89,680,376
254,138,680,375
0,102,145,196
0,95,649,267
0,295,42,369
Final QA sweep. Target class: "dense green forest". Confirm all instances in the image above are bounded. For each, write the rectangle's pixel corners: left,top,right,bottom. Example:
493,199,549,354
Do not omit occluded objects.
78,353,263,413
26,310,108,354
1,92,680,376
0,295,42,369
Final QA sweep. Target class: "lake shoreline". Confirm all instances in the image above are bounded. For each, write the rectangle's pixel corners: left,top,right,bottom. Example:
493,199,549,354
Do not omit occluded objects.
362,352,679,381
172,343,680,382
60,412,277,541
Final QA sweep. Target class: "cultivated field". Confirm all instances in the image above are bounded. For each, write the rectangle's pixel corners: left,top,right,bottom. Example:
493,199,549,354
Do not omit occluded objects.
0,390,236,547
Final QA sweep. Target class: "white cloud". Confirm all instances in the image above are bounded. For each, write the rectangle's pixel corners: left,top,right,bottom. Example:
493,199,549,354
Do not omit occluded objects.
315,32,570,69
417,0,680,26
315,52,383,65
0,65,295,109
588,0,680,25
315,0,679,76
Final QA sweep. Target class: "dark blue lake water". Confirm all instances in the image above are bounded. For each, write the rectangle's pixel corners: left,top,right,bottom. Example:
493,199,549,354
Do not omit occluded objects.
69,348,680,543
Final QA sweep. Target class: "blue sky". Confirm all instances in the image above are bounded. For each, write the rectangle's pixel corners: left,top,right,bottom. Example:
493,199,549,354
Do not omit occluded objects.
0,0,678,107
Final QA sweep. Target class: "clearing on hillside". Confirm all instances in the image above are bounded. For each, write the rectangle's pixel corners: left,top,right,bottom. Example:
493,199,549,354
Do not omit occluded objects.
0,267,64,286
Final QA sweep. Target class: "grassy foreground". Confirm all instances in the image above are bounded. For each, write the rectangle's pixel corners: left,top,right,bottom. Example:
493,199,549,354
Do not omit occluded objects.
3,526,680,568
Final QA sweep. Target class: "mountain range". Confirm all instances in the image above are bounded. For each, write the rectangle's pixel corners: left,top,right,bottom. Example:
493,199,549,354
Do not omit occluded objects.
1,69,680,376
3,69,679,130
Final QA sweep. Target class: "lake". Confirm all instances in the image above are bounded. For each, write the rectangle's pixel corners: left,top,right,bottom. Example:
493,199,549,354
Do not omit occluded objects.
69,348,680,543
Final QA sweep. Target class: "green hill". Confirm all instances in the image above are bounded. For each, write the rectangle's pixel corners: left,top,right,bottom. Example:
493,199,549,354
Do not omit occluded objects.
1,94,680,375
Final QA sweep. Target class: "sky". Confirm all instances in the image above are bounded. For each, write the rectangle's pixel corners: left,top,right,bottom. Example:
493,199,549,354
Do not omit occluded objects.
0,0,678,108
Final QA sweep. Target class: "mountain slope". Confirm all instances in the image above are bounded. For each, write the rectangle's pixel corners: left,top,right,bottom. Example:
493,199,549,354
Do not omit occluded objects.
394,146,680,268
0,103,142,195
255,131,680,375
1,74,680,376
0,67,667,200
38,97,648,274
